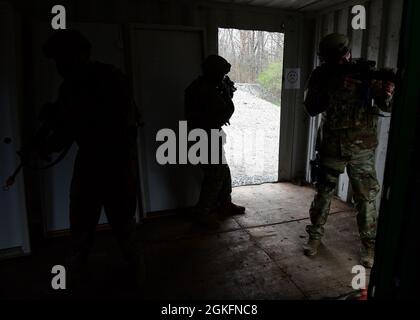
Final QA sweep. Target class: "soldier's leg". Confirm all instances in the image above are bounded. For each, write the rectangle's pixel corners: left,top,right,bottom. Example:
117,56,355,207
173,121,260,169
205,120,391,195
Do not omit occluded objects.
347,149,380,268
68,170,103,267
104,193,138,263
218,164,245,215
103,160,139,261
304,163,344,256
197,164,225,213
103,173,146,285
194,164,225,228
306,158,346,240
218,164,232,204
306,171,339,239
214,136,230,205
347,149,380,246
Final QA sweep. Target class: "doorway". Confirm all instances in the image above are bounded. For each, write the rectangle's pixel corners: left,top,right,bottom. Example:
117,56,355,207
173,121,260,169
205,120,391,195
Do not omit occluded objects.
218,28,284,186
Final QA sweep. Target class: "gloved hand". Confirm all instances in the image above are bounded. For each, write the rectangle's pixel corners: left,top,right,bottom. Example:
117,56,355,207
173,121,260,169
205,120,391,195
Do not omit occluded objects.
372,79,395,98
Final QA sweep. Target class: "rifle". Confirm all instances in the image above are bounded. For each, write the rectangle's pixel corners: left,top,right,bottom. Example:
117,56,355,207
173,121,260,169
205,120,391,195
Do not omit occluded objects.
336,58,397,110
2,102,71,191
222,75,237,99
340,58,397,82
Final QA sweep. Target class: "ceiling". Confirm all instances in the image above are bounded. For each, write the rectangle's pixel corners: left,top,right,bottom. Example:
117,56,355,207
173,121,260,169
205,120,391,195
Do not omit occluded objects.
212,0,350,11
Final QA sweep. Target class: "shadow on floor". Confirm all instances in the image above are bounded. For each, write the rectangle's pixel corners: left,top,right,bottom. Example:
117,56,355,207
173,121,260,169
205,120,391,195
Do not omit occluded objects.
0,183,368,300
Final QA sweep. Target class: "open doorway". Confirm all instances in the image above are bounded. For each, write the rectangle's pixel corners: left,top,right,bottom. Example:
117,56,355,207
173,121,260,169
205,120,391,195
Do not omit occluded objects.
218,28,284,186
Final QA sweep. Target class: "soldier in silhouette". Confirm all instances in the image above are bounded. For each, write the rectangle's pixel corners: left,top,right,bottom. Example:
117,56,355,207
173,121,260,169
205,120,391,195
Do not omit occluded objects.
42,29,144,285
185,55,246,229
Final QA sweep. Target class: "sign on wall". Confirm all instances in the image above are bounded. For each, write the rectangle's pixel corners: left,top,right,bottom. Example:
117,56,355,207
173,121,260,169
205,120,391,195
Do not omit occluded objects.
284,68,300,89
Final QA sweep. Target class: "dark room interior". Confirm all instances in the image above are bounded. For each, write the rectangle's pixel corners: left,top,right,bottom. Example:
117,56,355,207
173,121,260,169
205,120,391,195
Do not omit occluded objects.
0,0,419,308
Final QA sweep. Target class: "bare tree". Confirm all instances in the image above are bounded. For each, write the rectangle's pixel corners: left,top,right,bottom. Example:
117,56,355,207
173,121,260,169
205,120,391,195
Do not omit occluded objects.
218,28,284,84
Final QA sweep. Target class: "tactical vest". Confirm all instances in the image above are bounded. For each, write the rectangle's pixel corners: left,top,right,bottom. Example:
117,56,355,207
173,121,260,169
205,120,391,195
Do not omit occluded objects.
318,67,380,153
324,86,377,131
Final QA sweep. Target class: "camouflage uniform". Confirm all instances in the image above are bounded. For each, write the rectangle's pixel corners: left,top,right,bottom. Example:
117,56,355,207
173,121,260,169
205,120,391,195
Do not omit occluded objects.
185,75,235,214
304,63,393,246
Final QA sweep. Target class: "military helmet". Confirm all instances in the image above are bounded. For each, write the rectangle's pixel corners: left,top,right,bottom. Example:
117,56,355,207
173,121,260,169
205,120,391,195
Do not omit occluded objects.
43,29,91,59
202,55,231,76
318,33,350,60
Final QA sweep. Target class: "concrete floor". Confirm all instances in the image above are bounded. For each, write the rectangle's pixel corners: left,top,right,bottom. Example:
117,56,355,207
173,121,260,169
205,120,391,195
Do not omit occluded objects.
0,183,368,300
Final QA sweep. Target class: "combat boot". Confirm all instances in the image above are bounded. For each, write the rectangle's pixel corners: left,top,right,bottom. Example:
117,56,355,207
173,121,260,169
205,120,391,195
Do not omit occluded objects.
360,243,375,268
220,201,246,216
303,238,321,256
113,222,148,288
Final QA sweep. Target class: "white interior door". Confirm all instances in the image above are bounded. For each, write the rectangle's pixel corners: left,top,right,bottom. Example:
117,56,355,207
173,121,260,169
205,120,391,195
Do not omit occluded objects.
130,25,205,214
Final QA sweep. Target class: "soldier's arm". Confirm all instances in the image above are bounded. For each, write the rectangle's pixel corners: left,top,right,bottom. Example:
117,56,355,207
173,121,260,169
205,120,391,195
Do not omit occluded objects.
303,68,329,117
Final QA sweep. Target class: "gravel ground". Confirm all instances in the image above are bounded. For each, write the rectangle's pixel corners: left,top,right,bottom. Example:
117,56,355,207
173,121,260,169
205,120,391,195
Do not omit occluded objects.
224,84,280,187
